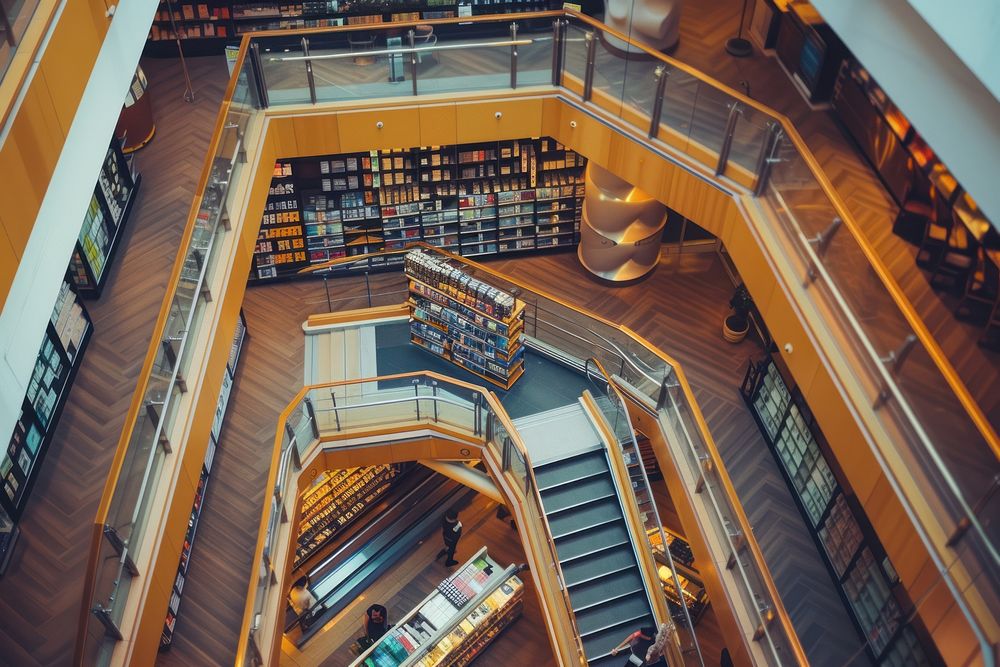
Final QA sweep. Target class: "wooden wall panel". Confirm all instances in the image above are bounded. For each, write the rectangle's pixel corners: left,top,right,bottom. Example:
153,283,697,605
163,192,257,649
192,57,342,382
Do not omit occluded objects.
338,107,421,152
419,104,457,145
289,113,341,156
456,99,542,143
0,138,43,254
37,0,104,134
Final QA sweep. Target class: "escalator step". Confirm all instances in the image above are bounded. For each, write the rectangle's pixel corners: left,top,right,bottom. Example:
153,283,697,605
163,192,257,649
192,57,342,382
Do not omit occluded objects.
581,614,656,663
575,593,653,636
560,544,636,587
539,473,616,514
533,449,608,489
548,497,622,539
565,567,644,610
554,521,630,561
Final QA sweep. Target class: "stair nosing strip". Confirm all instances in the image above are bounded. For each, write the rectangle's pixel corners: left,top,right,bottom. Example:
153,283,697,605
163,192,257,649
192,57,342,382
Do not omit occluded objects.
558,539,630,564
543,491,617,515
571,587,645,613
565,563,638,589
531,449,605,470
551,515,621,541
579,610,653,639
536,468,609,492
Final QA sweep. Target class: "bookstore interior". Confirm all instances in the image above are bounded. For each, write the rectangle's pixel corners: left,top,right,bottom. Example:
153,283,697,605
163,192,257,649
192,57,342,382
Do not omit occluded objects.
2,0,998,666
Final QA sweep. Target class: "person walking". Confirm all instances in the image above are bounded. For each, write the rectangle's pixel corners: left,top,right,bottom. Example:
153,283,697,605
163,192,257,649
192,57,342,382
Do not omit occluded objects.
434,509,462,566
288,575,318,630
609,625,657,666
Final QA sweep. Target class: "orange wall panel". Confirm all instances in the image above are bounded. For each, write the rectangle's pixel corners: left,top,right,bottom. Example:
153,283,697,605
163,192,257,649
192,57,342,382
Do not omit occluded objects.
337,107,421,152
0,138,43,255
38,0,103,134
418,104,457,145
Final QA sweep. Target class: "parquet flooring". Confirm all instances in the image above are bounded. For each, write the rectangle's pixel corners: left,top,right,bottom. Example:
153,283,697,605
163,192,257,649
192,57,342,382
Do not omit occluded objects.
0,56,230,666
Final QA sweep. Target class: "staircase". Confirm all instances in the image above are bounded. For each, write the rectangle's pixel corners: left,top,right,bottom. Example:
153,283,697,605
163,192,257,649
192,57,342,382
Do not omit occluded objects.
534,446,656,666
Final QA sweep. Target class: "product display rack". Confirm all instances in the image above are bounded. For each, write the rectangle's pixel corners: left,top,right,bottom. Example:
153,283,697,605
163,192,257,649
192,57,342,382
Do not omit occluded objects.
160,312,247,649
295,463,403,568
405,251,525,389
246,137,586,284
351,546,523,667
145,1,560,56
1,277,92,526
646,527,708,624
68,139,141,298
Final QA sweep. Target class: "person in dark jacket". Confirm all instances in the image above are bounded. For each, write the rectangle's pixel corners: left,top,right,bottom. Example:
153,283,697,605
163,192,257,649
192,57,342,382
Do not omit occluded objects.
362,603,389,642
434,509,462,566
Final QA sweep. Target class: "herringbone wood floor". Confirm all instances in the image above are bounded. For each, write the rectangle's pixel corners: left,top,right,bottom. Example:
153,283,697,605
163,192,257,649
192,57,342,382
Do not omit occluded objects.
0,57,230,666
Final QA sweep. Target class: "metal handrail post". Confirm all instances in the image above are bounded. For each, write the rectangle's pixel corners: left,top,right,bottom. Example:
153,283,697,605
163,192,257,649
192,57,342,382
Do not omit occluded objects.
550,18,564,86
510,22,519,89
648,65,669,139
714,102,743,176
752,123,782,196
302,37,317,104
409,29,419,96
249,41,270,109
582,31,596,102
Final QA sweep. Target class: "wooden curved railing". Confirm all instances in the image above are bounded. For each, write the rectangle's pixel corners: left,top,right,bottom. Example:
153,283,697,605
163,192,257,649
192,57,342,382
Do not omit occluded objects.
233,370,588,666
74,9,998,665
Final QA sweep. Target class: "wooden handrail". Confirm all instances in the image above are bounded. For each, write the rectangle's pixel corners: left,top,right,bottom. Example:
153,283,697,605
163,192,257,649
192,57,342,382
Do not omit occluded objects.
74,34,255,666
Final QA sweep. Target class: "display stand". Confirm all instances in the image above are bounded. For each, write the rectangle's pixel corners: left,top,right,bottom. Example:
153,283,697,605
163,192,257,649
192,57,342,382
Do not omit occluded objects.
350,546,523,667
68,139,142,298
160,312,247,649
405,251,525,389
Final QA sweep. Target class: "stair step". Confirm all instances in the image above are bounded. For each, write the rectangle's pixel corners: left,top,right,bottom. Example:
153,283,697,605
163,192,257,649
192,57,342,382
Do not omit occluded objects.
580,614,656,663
565,567,645,611
571,584,645,614
535,467,607,493
539,473,617,514
554,521,630,561
560,544,636,587
549,502,621,540
575,594,652,636
533,449,608,489
565,562,637,590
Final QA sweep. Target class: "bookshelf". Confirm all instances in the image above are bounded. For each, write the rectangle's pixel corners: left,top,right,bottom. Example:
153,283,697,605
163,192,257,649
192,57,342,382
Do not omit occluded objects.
160,312,247,650
646,527,708,625
247,138,586,284
405,251,524,389
1,278,92,524
350,547,523,667
145,1,559,55
68,139,141,298
295,463,403,568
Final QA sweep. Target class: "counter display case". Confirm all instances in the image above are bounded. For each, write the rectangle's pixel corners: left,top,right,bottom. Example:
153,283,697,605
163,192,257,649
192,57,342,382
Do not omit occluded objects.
351,547,523,667
1,278,91,525
160,311,247,650
68,139,141,298
406,250,525,389
247,138,586,284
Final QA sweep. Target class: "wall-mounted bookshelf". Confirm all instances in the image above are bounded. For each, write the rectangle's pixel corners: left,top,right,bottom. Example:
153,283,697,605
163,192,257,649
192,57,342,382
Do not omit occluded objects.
646,527,708,625
350,547,523,667
160,312,247,650
406,250,524,389
145,1,560,55
247,138,585,285
1,278,92,527
68,139,141,298
295,464,403,568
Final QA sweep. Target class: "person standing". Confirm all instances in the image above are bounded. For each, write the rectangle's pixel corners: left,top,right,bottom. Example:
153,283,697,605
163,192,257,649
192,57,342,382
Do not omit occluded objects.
435,509,462,566
362,603,389,642
289,575,318,630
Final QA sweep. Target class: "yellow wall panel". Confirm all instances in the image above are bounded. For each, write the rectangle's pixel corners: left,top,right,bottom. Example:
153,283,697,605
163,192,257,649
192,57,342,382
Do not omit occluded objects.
540,98,562,139
456,99,542,143
13,79,64,183
0,138,44,255
290,114,340,155
38,0,102,134
418,104,457,146
0,231,17,308
725,220,777,314
762,287,820,388
338,107,420,152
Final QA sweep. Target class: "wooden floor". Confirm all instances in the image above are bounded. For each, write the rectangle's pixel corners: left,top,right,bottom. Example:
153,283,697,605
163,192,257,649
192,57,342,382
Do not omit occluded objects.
281,492,558,667
0,57,230,666
2,4,991,665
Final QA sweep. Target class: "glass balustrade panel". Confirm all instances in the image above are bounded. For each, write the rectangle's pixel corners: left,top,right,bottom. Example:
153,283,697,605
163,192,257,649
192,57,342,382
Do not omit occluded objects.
257,36,313,105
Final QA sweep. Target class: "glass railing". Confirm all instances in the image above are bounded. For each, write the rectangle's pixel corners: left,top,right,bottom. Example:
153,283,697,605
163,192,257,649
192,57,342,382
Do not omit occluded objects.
0,0,42,84
242,12,999,646
584,358,692,666
235,372,587,667
76,49,263,665
82,7,998,663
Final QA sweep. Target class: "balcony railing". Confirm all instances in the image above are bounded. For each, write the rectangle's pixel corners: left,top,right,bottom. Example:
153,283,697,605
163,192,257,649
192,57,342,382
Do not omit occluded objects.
77,8,997,666
234,371,588,666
